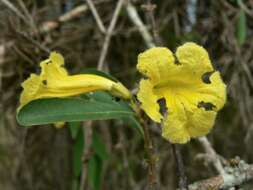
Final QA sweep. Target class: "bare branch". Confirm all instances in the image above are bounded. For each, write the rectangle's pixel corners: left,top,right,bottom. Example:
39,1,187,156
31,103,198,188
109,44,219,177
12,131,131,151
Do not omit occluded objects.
79,121,93,190
85,0,106,33
126,2,155,48
40,4,89,33
142,0,162,45
1,0,27,23
198,137,225,175
97,0,125,70
139,116,157,189
186,160,253,190
172,144,188,190
40,0,107,33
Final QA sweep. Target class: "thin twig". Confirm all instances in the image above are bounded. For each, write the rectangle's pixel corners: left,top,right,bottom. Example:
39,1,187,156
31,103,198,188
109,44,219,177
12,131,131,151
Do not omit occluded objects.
172,144,188,190
16,31,50,53
85,0,106,33
40,0,107,33
97,0,125,70
142,0,162,45
126,2,155,48
185,159,253,190
237,0,253,17
198,137,225,175
16,0,37,31
0,44,5,118
79,121,93,190
139,116,157,190
1,0,28,24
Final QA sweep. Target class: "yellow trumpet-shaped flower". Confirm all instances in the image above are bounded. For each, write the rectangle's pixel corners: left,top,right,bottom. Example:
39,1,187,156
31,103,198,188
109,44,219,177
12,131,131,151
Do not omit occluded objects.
19,52,131,110
137,43,226,144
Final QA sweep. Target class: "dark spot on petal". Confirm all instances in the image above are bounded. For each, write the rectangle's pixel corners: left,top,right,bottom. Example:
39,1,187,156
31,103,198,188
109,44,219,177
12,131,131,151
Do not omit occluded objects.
173,54,181,65
43,60,51,65
202,71,214,84
198,101,216,111
115,97,121,102
143,75,149,80
42,80,47,85
158,98,167,116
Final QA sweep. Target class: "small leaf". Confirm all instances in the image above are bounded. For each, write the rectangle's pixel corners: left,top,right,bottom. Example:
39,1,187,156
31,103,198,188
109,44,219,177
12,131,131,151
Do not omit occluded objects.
236,9,246,45
73,130,84,177
92,132,109,161
88,155,103,190
69,122,81,139
71,178,79,190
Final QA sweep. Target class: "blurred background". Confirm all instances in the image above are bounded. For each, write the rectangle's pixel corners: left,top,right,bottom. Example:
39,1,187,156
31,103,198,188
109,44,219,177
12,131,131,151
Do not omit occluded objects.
1,0,253,189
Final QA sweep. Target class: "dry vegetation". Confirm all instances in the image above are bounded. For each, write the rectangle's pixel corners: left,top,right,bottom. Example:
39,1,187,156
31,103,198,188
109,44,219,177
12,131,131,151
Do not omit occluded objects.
1,0,253,189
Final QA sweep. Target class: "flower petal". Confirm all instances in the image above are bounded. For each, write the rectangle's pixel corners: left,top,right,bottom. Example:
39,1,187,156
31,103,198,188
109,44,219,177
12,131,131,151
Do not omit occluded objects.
186,108,216,138
162,95,190,144
137,47,175,84
175,42,214,77
40,52,68,84
19,74,43,109
137,79,162,123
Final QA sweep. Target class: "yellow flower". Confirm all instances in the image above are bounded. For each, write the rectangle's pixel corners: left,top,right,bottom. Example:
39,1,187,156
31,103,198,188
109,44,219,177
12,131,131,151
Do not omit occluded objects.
137,43,226,144
19,52,131,110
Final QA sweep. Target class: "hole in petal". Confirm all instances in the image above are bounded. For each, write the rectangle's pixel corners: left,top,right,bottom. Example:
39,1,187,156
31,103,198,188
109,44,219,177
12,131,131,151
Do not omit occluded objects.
143,75,149,80
157,98,167,116
173,54,181,65
202,71,214,84
198,101,216,111
42,80,47,85
115,97,121,102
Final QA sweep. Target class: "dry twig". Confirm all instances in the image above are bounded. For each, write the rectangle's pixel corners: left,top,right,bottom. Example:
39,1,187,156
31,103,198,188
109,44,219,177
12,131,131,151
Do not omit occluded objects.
139,116,157,189
85,0,106,34
79,121,93,190
172,144,188,190
97,0,125,70
142,0,162,45
186,159,253,190
198,137,225,175
126,2,155,48
1,0,27,23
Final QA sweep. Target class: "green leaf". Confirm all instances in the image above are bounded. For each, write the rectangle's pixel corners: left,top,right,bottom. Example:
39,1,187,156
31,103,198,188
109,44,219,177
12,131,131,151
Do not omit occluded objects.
68,122,81,139
73,130,84,177
88,155,103,190
236,9,246,45
71,178,79,190
92,132,109,161
121,116,144,136
17,91,135,126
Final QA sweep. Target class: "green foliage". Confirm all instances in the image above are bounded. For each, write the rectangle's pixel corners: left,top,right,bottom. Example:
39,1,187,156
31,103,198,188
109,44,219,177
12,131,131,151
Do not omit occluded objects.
88,155,103,190
72,129,109,190
73,130,84,178
17,91,136,126
69,122,81,139
88,131,109,190
92,132,109,161
236,6,247,45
